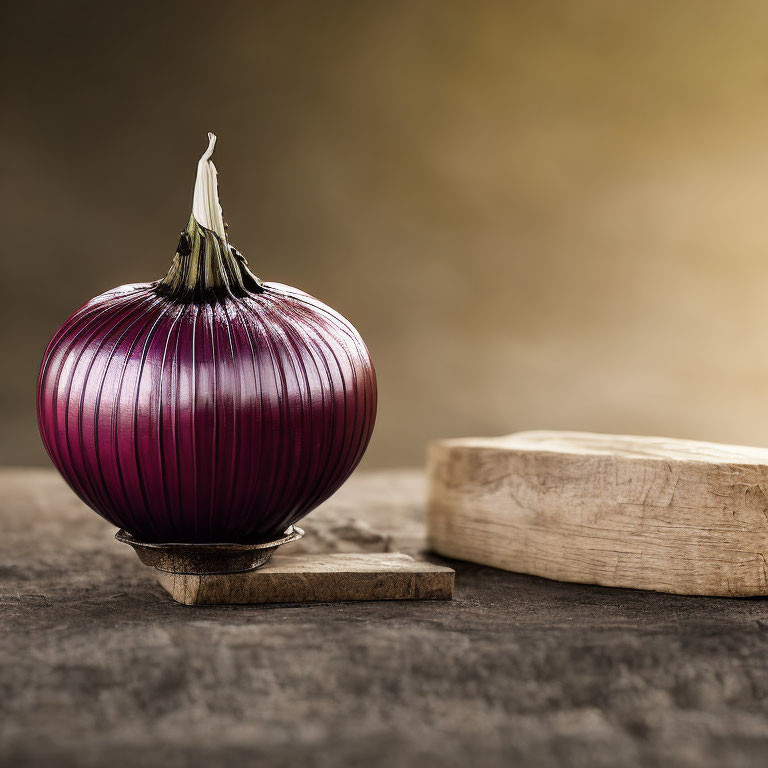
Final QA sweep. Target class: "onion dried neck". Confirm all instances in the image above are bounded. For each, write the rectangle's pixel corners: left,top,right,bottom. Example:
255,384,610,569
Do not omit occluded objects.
158,215,263,300
157,134,263,300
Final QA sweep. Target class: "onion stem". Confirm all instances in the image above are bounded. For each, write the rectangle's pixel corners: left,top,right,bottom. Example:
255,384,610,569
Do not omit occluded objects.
158,134,263,299
192,133,227,239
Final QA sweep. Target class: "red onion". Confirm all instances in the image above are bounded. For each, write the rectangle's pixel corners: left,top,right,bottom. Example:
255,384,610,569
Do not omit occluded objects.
37,134,377,543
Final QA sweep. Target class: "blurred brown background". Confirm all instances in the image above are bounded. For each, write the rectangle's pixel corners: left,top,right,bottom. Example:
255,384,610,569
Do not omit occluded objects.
5,0,768,468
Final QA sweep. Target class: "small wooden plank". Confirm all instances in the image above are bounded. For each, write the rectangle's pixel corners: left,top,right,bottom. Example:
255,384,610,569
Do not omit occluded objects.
427,430,768,597
155,552,455,605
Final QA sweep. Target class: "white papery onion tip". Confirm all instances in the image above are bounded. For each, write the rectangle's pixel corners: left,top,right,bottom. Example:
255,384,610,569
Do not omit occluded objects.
192,132,227,238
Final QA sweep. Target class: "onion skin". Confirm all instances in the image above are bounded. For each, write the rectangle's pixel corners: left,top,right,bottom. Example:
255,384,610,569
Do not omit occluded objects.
37,136,376,543
37,278,376,543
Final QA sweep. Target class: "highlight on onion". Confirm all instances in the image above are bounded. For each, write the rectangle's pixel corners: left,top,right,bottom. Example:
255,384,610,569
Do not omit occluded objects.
37,134,377,544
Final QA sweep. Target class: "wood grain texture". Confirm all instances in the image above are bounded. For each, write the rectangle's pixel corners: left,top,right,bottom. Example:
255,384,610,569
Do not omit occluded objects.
427,430,768,596
155,553,454,605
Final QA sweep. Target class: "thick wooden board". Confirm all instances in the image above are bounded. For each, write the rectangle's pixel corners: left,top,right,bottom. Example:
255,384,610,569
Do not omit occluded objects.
155,552,455,605
427,430,768,596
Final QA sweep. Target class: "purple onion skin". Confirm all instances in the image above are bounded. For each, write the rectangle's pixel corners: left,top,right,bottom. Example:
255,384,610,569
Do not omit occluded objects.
37,280,377,543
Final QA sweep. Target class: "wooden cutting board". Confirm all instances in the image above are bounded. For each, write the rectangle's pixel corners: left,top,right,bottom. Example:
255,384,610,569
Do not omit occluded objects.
155,553,454,606
427,430,768,596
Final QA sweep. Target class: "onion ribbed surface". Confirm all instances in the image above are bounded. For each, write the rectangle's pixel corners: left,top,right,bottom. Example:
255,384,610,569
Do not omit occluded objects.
37,281,376,543
36,135,377,543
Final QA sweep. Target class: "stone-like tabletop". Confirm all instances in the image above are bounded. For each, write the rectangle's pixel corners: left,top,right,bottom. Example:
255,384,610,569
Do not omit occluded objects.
2,468,768,767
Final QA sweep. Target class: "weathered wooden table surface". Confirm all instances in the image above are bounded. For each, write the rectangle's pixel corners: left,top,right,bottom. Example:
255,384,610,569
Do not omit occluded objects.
3,468,768,768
